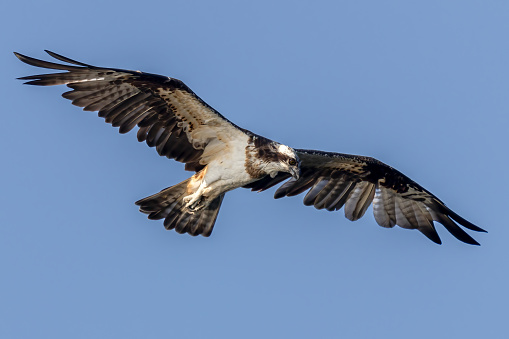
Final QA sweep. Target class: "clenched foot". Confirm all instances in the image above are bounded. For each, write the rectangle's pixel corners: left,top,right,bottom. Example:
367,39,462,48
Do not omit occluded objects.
183,194,205,214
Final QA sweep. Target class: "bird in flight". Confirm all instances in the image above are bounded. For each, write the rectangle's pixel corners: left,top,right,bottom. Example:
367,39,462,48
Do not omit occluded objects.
15,51,486,245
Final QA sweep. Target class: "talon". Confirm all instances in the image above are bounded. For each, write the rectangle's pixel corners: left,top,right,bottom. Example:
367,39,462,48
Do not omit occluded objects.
183,194,204,213
184,206,196,214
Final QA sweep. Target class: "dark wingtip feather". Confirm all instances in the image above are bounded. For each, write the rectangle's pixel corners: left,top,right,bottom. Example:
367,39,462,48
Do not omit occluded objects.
418,227,442,245
274,189,288,199
437,215,481,246
447,209,487,233
13,52,38,70
14,51,83,71
45,50,92,67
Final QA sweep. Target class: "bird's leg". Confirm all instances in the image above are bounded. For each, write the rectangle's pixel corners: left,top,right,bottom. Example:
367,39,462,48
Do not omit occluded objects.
182,167,218,213
183,181,212,213
182,168,210,214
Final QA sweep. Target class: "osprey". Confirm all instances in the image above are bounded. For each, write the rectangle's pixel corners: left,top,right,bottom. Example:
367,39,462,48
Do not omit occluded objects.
15,51,486,245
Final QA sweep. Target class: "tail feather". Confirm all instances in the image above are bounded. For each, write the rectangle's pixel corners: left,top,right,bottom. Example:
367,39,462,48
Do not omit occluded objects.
135,179,224,237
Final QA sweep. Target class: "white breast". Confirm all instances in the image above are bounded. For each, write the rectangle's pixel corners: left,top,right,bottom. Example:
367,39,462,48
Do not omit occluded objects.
201,134,255,196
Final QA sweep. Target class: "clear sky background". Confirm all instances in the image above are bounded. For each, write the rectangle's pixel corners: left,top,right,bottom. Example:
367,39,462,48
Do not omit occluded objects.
2,1,508,338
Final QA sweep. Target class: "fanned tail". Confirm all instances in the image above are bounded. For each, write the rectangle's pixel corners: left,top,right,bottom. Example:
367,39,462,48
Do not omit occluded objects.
135,179,224,237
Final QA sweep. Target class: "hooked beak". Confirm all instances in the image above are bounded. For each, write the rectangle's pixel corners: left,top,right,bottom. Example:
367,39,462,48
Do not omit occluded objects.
290,166,301,180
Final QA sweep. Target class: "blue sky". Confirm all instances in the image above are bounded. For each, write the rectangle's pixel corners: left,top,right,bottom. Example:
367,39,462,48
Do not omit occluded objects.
2,1,508,338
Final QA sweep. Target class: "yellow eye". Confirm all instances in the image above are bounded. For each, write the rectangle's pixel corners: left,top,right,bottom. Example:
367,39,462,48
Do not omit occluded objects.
288,159,297,166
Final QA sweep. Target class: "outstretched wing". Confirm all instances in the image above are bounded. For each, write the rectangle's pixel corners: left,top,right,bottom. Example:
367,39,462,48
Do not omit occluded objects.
246,149,486,245
15,51,248,172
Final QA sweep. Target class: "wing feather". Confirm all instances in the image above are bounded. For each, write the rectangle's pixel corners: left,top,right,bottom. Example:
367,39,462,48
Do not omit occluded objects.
394,196,416,229
303,179,330,206
15,51,249,171
315,180,341,210
243,172,291,192
274,174,320,198
344,182,376,221
325,180,355,211
373,187,397,228
256,149,485,245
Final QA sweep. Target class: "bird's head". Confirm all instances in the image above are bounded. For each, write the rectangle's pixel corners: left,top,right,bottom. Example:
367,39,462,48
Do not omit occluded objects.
264,143,301,180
